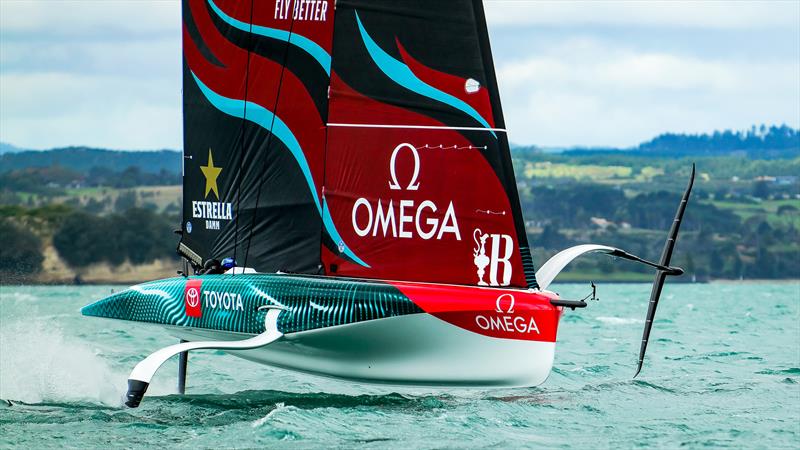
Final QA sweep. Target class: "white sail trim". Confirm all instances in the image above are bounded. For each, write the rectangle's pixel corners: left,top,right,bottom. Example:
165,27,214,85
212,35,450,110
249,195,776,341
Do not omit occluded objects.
225,267,258,274
535,244,617,291
327,122,507,132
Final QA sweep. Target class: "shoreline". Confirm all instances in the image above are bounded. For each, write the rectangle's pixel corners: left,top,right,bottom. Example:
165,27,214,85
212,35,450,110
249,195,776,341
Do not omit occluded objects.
2,278,798,287
2,252,798,286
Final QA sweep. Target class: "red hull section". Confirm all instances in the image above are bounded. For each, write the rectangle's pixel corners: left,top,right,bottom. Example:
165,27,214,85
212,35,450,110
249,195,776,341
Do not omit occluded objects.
392,281,562,343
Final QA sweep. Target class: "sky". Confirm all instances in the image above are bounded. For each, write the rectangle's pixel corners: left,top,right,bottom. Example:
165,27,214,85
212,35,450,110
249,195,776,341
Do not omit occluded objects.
1,0,798,150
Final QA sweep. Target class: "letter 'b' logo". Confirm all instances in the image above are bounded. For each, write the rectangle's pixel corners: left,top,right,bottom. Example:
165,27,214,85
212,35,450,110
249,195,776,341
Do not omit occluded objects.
473,229,514,286
184,279,203,318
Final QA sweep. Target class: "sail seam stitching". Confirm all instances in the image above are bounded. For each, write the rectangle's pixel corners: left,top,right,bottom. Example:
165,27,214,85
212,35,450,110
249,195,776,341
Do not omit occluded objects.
243,0,300,271
232,0,257,271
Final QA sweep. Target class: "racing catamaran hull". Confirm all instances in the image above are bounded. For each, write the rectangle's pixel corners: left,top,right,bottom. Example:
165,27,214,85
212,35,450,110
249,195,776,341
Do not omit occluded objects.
82,273,563,388
169,313,556,387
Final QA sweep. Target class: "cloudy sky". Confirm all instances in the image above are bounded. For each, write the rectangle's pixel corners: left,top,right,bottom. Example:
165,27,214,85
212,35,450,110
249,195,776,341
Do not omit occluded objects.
1,0,798,150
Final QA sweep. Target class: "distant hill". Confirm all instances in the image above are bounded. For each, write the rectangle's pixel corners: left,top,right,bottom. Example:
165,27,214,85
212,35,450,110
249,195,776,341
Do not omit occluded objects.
0,146,182,174
3,123,797,177
563,124,799,159
0,142,29,155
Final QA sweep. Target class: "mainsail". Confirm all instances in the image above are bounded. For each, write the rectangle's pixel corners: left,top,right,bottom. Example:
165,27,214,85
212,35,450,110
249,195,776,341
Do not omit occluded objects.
179,0,537,288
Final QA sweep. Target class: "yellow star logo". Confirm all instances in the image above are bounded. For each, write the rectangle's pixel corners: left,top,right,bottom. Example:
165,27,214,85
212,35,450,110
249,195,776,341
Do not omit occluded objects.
200,149,222,199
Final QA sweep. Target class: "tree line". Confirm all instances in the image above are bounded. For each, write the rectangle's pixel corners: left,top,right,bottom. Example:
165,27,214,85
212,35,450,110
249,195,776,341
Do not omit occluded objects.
0,165,180,196
52,208,177,268
0,207,178,279
559,124,799,158
638,124,799,156
524,184,799,279
3,191,797,280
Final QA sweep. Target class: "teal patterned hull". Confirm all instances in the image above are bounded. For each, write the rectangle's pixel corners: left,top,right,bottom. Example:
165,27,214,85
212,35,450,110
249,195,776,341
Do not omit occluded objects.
81,274,423,335
82,274,564,387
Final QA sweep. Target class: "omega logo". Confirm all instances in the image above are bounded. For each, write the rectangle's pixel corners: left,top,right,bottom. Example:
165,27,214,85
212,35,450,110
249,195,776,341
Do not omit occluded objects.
495,293,515,314
351,142,460,241
474,292,540,335
388,143,420,191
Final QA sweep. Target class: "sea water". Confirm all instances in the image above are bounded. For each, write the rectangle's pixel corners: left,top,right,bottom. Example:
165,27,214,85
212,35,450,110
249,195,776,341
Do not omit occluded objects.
0,283,798,448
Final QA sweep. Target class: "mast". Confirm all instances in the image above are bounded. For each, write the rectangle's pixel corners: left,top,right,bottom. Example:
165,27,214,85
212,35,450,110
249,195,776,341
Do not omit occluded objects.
471,0,538,288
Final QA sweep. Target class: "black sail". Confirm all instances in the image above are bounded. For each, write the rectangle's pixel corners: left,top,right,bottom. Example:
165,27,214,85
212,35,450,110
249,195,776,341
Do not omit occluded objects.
178,0,335,273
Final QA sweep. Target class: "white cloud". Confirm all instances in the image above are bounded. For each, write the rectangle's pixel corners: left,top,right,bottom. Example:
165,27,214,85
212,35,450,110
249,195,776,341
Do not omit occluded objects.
499,41,741,92
485,0,800,30
0,0,181,149
0,0,798,149
0,72,181,149
0,0,179,38
497,38,800,147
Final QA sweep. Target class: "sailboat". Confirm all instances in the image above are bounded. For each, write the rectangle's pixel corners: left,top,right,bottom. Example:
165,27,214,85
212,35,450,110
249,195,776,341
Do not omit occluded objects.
82,0,694,408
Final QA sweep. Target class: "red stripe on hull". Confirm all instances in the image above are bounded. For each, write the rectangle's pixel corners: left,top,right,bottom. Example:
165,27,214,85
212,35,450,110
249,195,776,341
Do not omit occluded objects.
390,281,562,342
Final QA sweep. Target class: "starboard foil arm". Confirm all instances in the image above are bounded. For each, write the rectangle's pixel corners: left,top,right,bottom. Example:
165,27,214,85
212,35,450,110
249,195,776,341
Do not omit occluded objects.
535,245,684,291
124,306,284,408
635,164,695,377
535,166,694,377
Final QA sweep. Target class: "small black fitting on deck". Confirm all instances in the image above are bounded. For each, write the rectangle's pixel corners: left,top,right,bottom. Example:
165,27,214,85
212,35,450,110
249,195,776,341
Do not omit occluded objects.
550,299,588,310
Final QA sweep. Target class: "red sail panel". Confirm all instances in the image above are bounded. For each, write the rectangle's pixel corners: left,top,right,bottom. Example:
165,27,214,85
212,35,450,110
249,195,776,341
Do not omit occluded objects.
179,0,536,286
324,78,526,287
321,1,534,288
396,41,496,130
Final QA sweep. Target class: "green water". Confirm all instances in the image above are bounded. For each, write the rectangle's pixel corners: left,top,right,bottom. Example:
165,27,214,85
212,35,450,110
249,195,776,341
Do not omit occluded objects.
1,283,798,448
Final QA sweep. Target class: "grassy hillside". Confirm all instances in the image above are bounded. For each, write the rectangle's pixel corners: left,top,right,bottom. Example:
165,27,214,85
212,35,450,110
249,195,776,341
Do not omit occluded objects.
1,126,798,283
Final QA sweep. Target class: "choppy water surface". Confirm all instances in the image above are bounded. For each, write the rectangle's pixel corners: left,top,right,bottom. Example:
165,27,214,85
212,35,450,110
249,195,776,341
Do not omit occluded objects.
1,283,798,448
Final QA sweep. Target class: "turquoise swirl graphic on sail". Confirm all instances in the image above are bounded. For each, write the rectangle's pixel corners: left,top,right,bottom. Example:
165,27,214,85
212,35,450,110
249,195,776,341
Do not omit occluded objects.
191,72,369,267
207,0,331,75
354,11,495,138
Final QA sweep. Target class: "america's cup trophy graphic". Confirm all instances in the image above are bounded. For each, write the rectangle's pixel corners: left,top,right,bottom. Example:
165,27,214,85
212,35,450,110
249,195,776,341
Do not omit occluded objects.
473,229,490,286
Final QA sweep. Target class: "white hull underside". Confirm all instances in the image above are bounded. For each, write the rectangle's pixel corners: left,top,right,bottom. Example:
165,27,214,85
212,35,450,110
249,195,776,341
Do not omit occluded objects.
168,313,556,388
